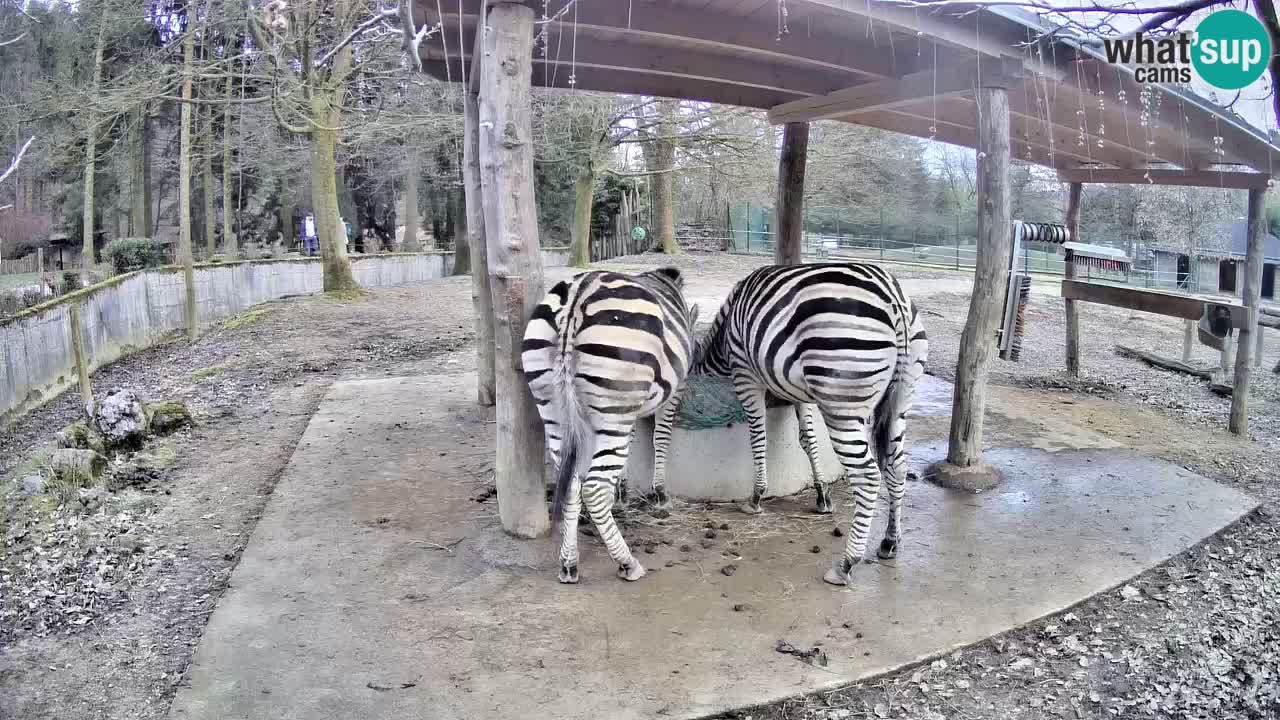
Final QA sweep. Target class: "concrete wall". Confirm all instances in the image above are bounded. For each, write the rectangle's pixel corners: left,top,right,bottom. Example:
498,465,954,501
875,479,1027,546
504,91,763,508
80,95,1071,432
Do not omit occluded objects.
1,249,570,423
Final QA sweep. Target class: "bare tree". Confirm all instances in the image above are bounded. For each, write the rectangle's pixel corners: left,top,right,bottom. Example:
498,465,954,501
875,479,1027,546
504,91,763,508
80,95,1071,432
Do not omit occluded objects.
0,135,32,185
247,0,420,292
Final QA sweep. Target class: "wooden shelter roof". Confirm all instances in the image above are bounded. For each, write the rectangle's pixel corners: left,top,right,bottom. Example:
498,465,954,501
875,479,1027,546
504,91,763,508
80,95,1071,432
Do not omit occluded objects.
417,0,1280,187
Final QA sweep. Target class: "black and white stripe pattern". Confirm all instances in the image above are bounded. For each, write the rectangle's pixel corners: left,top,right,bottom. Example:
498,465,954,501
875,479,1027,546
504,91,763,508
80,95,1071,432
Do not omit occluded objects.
692,262,928,586
522,267,698,584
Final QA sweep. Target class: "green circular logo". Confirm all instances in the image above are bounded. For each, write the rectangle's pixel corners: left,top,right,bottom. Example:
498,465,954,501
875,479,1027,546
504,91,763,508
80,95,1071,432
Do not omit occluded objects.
1192,9,1271,90
631,226,647,241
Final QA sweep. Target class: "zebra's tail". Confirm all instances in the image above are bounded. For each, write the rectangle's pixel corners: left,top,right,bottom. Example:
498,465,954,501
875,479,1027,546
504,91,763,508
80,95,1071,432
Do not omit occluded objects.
549,343,593,526
872,298,919,468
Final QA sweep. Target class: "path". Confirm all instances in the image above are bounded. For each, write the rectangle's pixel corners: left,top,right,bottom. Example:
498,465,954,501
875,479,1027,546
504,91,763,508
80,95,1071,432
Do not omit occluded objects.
167,373,1254,720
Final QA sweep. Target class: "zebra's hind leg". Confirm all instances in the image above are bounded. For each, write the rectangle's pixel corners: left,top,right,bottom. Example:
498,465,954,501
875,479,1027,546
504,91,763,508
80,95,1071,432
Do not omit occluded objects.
529,396,582,584
581,427,646,582
876,410,910,561
820,412,882,587
795,404,832,514
733,375,770,514
651,399,680,508
558,473,583,583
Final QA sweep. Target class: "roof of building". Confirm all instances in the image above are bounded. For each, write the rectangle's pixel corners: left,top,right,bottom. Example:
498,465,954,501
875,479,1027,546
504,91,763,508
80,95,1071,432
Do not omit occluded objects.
419,0,1280,184
1224,219,1280,262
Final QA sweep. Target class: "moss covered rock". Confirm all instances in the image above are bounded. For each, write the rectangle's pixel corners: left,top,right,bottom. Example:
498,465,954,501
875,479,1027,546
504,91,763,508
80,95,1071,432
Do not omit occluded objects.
56,421,106,454
146,401,194,435
50,449,108,486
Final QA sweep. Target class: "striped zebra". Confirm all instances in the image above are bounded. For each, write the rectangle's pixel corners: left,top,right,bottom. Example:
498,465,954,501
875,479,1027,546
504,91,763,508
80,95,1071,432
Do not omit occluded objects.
692,262,928,586
522,267,699,584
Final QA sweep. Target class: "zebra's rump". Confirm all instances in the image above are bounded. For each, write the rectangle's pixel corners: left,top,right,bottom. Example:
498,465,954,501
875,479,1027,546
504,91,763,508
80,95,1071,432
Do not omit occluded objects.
720,263,909,402
522,269,696,421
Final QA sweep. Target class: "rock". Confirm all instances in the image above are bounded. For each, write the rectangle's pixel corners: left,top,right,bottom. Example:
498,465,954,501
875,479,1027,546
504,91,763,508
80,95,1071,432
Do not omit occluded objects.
19,474,44,495
57,421,106,454
720,564,737,576
91,389,148,451
50,449,108,486
146,401,194,435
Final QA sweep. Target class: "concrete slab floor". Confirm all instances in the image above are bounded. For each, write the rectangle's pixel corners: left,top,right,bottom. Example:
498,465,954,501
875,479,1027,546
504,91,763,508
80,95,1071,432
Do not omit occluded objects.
169,373,1256,720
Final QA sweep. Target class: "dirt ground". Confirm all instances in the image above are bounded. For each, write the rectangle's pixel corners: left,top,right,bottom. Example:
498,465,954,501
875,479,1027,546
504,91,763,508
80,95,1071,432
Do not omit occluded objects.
1,253,1277,719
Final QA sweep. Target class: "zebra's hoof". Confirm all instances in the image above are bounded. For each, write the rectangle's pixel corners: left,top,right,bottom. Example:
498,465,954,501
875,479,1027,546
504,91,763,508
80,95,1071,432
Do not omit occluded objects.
738,502,763,515
558,562,580,584
617,561,646,582
814,487,833,515
877,538,899,560
823,557,854,586
653,487,670,509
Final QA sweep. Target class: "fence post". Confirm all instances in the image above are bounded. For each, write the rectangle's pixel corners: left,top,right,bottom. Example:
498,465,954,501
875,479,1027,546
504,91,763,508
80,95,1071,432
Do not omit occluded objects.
955,230,960,269
68,304,95,414
37,247,45,277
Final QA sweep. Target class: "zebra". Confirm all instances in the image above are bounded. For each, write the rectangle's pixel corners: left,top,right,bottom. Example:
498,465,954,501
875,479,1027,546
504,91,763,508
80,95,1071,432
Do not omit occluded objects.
691,262,928,586
521,266,699,584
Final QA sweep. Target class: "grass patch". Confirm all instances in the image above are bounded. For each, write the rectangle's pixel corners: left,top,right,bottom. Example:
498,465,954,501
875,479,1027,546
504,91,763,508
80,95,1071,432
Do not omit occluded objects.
321,287,370,302
0,272,41,290
222,306,271,330
135,437,178,469
191,364,227,382
11,447,52,481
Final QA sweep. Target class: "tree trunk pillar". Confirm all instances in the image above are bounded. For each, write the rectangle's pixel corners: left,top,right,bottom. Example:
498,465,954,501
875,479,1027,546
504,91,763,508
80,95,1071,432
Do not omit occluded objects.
932,77,1014,490
1063,181,1083,375
179,25,198,341
774,121,809,265
570,162,594,268
463,20,495,406
1230,187,1266,435
1182,319,1195,363
403,148,421,252
202,104,217,259
222,73,237,257
479,2,549,538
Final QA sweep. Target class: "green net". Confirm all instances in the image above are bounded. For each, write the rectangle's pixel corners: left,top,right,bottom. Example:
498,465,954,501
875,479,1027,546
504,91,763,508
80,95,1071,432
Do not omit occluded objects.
673,374,747,430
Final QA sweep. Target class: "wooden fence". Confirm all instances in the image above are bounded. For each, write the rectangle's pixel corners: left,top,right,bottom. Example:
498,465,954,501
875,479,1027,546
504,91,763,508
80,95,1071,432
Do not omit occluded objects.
0,251,41,276
590,229,651,262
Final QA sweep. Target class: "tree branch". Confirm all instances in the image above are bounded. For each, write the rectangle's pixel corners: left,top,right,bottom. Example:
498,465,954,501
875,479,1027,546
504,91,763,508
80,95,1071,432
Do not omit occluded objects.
0,136,35,186
315,7,402,68
0,31,27,49
1254,0,1280,126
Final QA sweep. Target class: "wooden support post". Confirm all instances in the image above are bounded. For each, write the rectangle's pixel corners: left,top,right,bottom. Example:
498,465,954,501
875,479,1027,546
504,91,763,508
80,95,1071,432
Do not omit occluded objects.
1063,181,1083,376
68,304,94,414
1230,187,1266,435
1256,326,1265,367
1220,329,1234,376
479,2,550,538
774,121,808,265
1182,319,1194,363
36,247,44,277
462,18,495,407
940,82,1011,485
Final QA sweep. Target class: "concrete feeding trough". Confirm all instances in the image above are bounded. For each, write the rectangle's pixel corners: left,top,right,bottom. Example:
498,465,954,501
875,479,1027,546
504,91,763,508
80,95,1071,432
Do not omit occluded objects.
624,378,841,502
